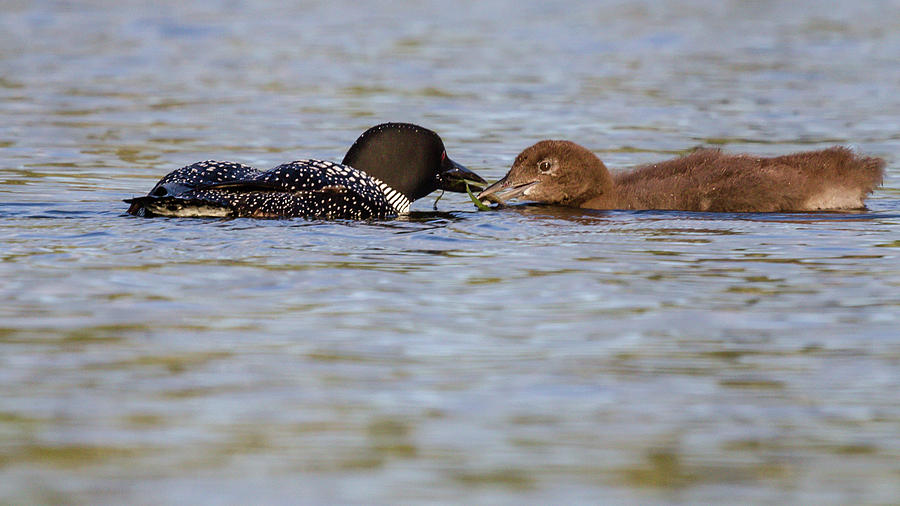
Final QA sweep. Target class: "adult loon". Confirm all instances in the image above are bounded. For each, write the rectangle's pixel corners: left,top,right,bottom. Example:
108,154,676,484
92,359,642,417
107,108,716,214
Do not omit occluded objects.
478,141,885,212
126,122,486,219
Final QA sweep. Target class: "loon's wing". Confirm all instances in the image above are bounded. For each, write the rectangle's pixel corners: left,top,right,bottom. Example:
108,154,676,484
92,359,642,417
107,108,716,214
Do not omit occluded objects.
126,160,393,219
139,161,262,198
154,161,260,188
195,160,385,199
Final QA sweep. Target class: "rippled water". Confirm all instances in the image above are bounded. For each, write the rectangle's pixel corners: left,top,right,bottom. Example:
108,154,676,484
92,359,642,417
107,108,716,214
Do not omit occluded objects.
3,0,900,503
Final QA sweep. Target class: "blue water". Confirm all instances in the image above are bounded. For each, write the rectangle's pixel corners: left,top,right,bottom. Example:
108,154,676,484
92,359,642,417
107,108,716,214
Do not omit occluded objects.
2,1,899,503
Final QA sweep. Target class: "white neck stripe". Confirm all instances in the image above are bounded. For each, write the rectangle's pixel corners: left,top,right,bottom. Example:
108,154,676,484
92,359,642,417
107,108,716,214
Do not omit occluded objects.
370,177,412,214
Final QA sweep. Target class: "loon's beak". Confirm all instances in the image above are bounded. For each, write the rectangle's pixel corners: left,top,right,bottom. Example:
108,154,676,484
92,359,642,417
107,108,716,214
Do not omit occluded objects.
476,175,539,204
438,157,487,193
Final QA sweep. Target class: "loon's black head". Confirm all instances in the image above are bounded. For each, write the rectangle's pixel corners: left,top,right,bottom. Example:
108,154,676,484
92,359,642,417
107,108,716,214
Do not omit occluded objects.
341,123,485,202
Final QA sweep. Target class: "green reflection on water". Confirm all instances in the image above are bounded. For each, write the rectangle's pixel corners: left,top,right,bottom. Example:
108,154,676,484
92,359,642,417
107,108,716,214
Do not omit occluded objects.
619,449,792,489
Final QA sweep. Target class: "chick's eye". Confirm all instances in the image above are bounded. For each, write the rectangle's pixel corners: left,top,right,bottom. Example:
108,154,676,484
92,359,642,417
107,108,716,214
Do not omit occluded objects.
538,160,553,174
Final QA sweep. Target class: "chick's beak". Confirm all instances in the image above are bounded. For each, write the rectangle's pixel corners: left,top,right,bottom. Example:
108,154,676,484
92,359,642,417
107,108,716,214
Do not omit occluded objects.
437,156,487,193
476,175,539,204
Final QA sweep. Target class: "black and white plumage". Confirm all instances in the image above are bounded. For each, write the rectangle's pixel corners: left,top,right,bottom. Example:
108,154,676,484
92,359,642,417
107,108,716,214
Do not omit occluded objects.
128,159,402,219
125,123,485,219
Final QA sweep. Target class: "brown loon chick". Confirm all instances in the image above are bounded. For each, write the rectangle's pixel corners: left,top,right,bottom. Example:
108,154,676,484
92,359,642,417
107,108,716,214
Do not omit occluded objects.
478,141,885,212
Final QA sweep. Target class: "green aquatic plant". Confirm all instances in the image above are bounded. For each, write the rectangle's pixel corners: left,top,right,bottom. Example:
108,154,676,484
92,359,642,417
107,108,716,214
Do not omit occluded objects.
466,183,492,211
432,190,444,210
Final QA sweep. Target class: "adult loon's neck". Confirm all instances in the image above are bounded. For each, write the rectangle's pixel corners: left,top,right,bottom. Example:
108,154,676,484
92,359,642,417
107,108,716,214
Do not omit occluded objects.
369,176,412,214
